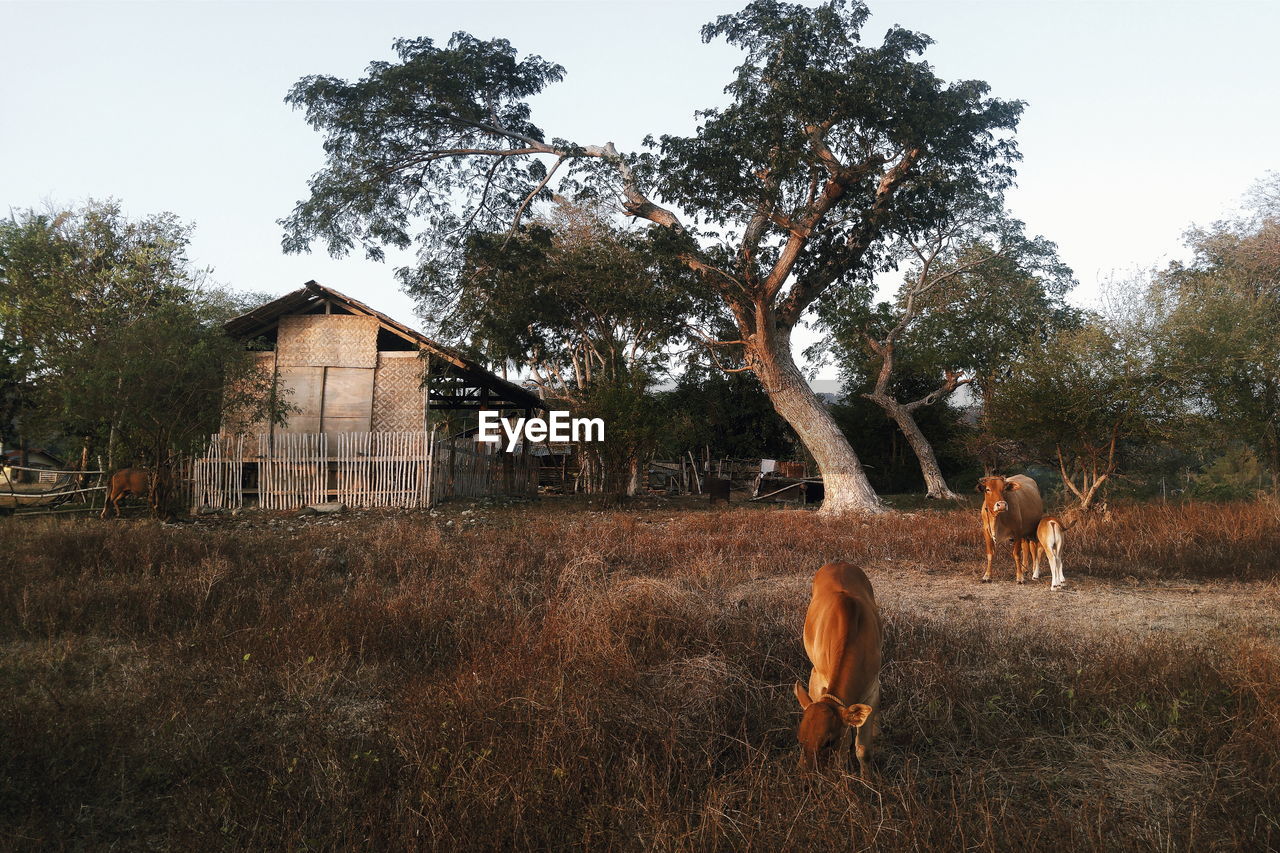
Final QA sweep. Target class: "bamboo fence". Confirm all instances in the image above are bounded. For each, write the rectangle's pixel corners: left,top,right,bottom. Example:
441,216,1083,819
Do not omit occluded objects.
257,433,328,509
336,431,430,508
192,434,245,510
192,430,534,511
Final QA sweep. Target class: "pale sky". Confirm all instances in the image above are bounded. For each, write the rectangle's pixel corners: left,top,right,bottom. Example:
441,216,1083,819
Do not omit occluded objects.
3,1,1277,378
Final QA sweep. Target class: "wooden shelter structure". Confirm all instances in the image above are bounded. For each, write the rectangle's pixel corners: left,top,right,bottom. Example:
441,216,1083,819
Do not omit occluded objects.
224,280,545,436
194,281,545,510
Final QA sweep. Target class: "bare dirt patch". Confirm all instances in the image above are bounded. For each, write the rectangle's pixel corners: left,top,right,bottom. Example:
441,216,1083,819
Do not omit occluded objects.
875,558,1280,650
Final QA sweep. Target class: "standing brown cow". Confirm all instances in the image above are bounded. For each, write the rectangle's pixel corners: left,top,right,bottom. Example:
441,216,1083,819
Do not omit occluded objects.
794,562,882,774
101,468,164,519
977,474,1067,590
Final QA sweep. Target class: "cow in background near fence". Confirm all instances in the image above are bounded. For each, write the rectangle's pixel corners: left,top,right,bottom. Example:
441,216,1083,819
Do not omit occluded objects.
101,468,170,519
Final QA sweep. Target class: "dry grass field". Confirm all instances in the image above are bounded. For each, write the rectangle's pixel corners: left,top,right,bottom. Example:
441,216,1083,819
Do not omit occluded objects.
2,499,1279,850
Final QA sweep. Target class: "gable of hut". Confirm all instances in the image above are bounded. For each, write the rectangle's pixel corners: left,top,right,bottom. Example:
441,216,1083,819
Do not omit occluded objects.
223,281,543,443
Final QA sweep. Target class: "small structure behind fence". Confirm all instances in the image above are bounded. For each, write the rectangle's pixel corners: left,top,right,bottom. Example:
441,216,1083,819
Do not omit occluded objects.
192,430,533,511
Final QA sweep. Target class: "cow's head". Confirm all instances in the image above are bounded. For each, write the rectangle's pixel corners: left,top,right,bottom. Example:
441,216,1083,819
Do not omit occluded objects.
794,682,872,771
977,475,1021,517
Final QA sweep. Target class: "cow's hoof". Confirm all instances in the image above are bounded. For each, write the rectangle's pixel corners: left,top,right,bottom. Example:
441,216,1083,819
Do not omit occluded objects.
981,577,991,584
1016,579,1024,585
1051,584,1065,591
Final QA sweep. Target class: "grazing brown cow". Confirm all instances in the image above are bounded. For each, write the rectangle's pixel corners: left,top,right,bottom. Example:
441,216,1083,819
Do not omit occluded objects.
101,468,162,519
978,474,1066,590
794,562,882,774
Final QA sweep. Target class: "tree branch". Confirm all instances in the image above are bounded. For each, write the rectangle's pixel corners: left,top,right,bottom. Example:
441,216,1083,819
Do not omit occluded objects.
505,156,566,241
776,147,922,326
903,370,972,412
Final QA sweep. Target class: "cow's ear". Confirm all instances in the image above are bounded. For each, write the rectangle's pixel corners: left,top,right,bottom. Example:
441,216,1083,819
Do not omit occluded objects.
794,681,813,710
975,480,985,492
841,703,873,728
1005,481,1021,491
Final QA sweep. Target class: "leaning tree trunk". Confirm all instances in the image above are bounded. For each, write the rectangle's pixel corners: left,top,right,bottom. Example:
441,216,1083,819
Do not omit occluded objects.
867,394,959,500
747,327,881,515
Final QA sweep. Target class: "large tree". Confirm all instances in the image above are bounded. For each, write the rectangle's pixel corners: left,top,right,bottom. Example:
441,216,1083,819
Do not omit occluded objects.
818,203,1076,499
0,201,280,483
452,202,703,495
281,0,1024,513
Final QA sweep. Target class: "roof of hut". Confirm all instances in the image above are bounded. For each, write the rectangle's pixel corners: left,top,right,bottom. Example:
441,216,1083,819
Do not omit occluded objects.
224,281,546,411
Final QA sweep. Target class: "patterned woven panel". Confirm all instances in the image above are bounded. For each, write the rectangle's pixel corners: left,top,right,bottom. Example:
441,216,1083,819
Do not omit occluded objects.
372,355,426,432
277,315,377,368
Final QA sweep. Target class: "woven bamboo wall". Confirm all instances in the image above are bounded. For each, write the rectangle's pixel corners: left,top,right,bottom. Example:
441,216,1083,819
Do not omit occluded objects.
223,315,430,446
372,353,426,432
277,315,378,368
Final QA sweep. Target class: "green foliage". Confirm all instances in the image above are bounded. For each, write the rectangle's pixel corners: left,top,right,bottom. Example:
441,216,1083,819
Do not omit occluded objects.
1192,445,1267,502
0,201,280,468
280,2,1029,505
0,333,34,449
422,204,714,495
898,238,1078,392
425,202,710,392
1147,175,1280,475
807,195,1076,496
281,33,567,263
660,366,796,460
817,206,1078,392
281,3,1023,286
986,317,1168,506
651,1,1023,278
575,367,670,497
829,379,973,493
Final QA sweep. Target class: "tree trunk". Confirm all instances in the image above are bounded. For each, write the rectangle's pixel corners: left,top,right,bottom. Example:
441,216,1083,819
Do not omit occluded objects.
19,438,30,484
106,372,125,474
747,328,881,515
867,394,960,499
626,457,642,497
1057,446,1109,511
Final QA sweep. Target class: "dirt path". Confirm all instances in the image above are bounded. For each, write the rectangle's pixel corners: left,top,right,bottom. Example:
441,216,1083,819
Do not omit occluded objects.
872,560,1280,648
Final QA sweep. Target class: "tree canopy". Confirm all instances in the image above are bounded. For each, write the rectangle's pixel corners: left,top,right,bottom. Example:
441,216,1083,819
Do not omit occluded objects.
1146,176,1280,476
0,200,279,475
986,317,1166,509
442,202,709,399
812,196,1077,498
281,0,1027,513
